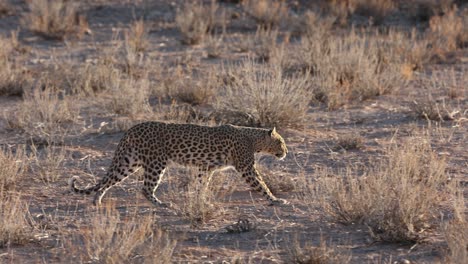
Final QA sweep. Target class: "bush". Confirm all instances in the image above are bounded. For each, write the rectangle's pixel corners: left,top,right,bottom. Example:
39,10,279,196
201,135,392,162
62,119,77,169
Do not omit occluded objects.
22,0,88,40
320,139,448,242
221,58,311,128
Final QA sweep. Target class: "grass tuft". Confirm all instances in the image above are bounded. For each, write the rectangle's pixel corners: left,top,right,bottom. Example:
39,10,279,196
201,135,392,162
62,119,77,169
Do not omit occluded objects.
221,58,311,128
23,0,88,41
320,139,448,242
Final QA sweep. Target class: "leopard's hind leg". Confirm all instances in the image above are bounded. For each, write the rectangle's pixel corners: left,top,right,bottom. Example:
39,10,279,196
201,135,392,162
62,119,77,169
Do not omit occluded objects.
141,159,169,207
93,152,141,205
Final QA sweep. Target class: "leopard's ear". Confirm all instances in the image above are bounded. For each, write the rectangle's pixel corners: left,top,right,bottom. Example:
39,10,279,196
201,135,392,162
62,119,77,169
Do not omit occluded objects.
268,127,276,136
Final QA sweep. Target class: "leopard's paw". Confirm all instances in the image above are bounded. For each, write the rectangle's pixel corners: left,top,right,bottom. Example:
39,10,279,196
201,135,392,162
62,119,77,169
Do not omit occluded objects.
269,198,289,206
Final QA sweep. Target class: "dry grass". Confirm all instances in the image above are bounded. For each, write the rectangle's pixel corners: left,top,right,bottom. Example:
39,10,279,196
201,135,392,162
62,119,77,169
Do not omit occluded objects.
0,33,30,96
175,0,223,45
5,86,77,141
221,58,311,128
428,6,466,52
163,66,217,106
242,0,288,29
126,20,148,53
286,235,351,264
13,86,76,131
332,134,364,151
71,204,176,263
411,99,460,121
22,0,88,41
0,194,32,247
167,168,231,227
30,143,67,183
443,183,467,264
107,76,152,117
298,27,405,109
318,139,448,242
0,147,26,192
251,27,280,62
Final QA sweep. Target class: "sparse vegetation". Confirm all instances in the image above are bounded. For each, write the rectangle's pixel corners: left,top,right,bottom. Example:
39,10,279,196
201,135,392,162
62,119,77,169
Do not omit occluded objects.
221,58,311,128
176,0,223,45
0,0,466,262
23,0,88,40
333,134,364,151
0,194,32,247
319,139,448,242
243,0,288,29
428,6,465,52
73,205,176,263
0,147,26,192
287,235,351,264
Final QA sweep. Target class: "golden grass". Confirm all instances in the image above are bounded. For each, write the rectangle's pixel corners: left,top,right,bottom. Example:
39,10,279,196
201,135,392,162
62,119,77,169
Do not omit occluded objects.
166,168,231,227
242,0,288,29
0,33,30,96
23,0,88,41
0,194,32,247
73,204,176,263
126,20,148,53
286,235,351,264
175,0,222,45
318,138,448,242
428,6,465,52
299,27,405,109
221,58,311,128
30,143,67,183
0,147,26,192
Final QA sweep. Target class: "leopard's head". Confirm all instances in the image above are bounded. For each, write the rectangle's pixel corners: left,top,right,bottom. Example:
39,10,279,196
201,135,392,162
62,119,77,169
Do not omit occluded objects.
262,127,288,160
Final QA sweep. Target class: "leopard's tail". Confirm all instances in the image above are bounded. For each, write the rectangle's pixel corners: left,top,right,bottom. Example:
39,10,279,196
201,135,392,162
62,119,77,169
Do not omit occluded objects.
68,176,101,195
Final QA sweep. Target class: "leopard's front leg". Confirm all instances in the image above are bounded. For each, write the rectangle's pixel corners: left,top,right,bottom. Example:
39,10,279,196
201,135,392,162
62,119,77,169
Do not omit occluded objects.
240,164,288,205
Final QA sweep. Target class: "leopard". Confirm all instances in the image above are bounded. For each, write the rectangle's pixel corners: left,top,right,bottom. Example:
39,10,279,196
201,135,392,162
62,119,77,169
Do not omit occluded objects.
69,121,289,207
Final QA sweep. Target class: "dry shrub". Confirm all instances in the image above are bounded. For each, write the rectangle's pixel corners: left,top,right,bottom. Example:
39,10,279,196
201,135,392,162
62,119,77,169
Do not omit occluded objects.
0,147,26,192
8,86,77,139
221,58,311,128
251,27,280,62
0,33,30,96
30,143,66,183
443,184,467,264
428,6,466,52
23,0,88,40
319,139,448,242
176,0,223,45
243,0,288,29
76,205,176,263
287,235,351,264
69,60,120,96
205,34,224,58
383,29,431,72
333,134,364,151
167,168,230,227
411,99,460,121
298,25,404,109
0,195,32,247
163,66,218,106
126,20,148,53
107,76,152,117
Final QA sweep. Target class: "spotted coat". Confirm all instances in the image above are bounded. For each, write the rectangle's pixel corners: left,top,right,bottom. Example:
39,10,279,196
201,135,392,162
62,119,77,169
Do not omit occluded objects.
69,122,289,206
